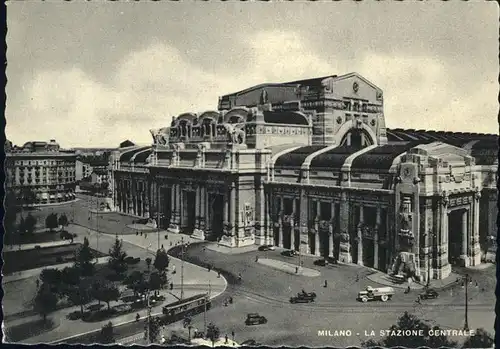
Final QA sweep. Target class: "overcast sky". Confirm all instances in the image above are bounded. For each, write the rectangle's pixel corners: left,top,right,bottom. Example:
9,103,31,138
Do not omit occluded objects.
6,1,499,148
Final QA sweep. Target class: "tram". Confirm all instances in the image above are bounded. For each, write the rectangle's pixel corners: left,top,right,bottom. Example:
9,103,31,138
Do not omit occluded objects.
161,293,211,325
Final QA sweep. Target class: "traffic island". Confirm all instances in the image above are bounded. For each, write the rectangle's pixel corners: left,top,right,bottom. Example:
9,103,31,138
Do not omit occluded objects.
257,258,320,277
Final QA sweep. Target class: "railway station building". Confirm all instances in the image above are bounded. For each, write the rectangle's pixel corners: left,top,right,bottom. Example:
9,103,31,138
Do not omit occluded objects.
112,72,498,281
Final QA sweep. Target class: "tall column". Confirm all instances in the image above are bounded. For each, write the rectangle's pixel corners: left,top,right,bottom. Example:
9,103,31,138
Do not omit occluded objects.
314,200,321,256
230,183,237,246
195,185,201,229
471,191,481,265
357,205,364,266
265,190,271,245
298,189,309,255
199,186,206,231
329,202,336,258
258,183,266,245
290,198,296,250
461,210,469,266
278,196,284,248
374,207,381,270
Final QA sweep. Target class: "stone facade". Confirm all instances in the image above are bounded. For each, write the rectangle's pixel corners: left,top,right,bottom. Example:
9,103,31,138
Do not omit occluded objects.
112,72,498,280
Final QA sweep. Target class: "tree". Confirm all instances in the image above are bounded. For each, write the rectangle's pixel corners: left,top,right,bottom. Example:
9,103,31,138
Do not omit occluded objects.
67,279,93,316
146,257,152,271
40,268,63,294
100,321,115,344
58,214,69,230
462,328,494,348
147,317,163,343
45,213,59,232
108,237,128,275
149,272,167,297
74,237,95,276
4,189,21,238
124,270,146,297
93,282,120,311
362,312,457,348
153,249,170,275
33,283,58,321
206,322,220,347
24,213,37,234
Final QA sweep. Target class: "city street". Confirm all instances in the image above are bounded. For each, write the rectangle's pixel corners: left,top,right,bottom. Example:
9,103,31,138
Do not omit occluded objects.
4,196,495,346
168,243,495,347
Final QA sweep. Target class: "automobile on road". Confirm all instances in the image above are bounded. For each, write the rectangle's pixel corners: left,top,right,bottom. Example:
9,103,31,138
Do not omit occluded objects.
281,250,298,257
297,290,317,299
357,286,395,303
290,293,315,304
419,288,439,300
245,313,268,326
313,258,337,266
258,245,276,251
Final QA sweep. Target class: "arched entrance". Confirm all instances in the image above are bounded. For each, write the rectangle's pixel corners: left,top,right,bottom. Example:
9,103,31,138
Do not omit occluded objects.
182,191,196,234
283,223,292,249
273,225,280,246
309,232,317,254
448,209,466,265
207,193,224,241
362,238,375,267
318,225,330,258
340,129,374,148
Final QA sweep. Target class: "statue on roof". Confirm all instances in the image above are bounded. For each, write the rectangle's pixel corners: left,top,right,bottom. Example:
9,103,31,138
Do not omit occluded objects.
260,89,269,105
223,123,245,145
149,128,169,146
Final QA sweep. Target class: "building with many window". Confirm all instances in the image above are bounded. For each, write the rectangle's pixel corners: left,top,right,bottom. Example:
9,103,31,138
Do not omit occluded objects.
112,72,498,281
5,139,77,204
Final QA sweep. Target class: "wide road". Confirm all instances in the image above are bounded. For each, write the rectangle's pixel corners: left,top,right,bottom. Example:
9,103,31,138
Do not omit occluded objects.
165,243,495,347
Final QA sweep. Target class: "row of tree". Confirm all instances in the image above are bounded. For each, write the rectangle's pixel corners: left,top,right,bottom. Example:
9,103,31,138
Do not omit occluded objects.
33,237,170,324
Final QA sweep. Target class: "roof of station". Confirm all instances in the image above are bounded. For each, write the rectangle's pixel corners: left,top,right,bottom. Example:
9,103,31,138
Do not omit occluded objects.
386,128,497,147
350,141,428,170
469,138,498,165
309,145,363,170
119,146,151,162
274,145,326,167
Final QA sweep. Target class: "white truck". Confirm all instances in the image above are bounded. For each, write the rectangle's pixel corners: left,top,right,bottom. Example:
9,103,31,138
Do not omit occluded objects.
357,286,395,302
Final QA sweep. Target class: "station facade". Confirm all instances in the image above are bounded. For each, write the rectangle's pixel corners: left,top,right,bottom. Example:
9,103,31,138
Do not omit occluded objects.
112,72,498,281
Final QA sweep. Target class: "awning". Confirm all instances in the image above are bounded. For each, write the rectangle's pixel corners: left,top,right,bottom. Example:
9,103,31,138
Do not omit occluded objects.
49,195,55,199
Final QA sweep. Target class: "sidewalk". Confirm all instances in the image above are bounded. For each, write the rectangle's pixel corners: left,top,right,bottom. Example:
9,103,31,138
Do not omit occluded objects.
366,271,460,290
257,258,320,277
206,243,259,255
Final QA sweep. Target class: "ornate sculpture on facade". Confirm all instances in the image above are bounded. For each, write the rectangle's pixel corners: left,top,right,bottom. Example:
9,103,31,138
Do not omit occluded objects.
223,123,246,144
442,190,449,207
399,197,414,240
149,128,169,146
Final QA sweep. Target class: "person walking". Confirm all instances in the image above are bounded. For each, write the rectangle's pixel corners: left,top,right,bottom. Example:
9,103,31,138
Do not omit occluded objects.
324,280,328,288
225,334,228,344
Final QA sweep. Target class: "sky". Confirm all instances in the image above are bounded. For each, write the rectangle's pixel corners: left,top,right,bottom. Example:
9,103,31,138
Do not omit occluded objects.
6,1,499,148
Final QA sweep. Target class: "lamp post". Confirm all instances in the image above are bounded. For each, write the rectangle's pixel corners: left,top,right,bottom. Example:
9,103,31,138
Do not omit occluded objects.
461,273,473,330
180,237,185,300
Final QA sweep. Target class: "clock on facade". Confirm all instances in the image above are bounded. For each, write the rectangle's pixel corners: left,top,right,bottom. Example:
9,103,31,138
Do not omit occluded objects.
353,82,359,93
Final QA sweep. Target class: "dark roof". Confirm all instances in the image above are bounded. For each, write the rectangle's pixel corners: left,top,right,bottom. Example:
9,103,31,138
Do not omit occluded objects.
275,145,326,168
263,111,309,125
386,128,497,148
132,149,152,164
285,75,336,87
309,145,363,170
470,138,498,165
351,142,426,170
120,140,135,148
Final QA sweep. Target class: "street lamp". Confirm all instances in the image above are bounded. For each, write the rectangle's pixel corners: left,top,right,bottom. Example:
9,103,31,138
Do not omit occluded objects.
461,273,473,330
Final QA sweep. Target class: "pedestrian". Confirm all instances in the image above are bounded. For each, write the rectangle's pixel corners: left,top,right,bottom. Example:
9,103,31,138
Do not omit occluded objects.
225,334,228,344
170,241,173,246
140,231,143,236
231,330,235,340
145,233,147,239
172,265,176,274
136,313,140,322
161,244,164,249
324,280,328,288
170,283,173,290
218,271,221,278
255,255,259,262
475,281,479,288
406,285,411,293
295,266,298,274
136,231,138,236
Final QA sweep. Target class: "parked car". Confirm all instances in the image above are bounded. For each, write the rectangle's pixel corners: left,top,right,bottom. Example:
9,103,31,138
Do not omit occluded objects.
60,230,73,240
297,291,316,299
281,250,298,257
245,313,268,326
290,293,315,304
419,288,439,300
314,258,336,266
258,245,276,251
357,286,395,303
